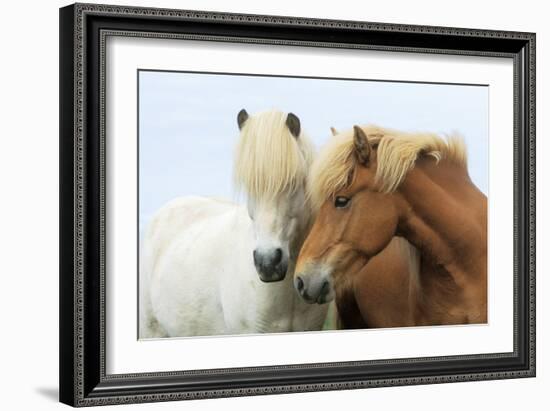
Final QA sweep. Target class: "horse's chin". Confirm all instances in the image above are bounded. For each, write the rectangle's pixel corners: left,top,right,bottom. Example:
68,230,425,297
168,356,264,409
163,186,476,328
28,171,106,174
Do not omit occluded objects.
315,292,334,304
299,289,335,305
258,272,287,283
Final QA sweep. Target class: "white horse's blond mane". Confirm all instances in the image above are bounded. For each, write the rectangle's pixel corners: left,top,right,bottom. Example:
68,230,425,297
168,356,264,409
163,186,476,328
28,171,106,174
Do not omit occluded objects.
234,109,314,200
308,125,467,210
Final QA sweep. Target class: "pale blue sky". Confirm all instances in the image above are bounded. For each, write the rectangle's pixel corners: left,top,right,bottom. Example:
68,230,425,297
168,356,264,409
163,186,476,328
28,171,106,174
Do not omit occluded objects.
139,71,488,233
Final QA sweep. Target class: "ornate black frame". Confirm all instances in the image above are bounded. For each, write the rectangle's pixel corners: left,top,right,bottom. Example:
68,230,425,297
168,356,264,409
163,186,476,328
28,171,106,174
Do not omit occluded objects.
59,2,536,407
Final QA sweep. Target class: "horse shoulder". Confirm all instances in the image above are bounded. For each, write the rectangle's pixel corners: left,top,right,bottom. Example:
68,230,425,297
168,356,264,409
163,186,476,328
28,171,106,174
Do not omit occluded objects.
142,196,243,336
352,237,416,328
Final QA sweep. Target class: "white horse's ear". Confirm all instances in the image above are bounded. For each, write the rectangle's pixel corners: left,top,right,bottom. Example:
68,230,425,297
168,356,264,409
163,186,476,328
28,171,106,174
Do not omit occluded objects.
330,127,338,136
237,109,249,130
353,125,371,165
286,112,301,138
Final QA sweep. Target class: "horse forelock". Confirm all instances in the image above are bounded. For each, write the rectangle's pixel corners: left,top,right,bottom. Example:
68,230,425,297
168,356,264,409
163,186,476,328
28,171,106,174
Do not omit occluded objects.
308,125,468,210
234,109,314,202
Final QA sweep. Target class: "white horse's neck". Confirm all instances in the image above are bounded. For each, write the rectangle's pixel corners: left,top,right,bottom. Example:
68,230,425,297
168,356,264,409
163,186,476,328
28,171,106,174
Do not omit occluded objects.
141,196,327,338
220,202,317,333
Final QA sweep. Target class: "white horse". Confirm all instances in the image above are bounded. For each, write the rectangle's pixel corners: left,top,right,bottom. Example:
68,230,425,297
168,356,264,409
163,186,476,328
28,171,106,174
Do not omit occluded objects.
139,109,328,337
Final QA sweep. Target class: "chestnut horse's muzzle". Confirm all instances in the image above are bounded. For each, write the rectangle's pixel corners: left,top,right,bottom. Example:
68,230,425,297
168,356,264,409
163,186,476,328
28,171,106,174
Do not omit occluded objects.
294,271,333,304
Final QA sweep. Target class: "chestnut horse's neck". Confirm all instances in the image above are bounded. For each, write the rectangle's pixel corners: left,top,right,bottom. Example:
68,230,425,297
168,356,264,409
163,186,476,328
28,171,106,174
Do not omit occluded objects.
396,158,487,324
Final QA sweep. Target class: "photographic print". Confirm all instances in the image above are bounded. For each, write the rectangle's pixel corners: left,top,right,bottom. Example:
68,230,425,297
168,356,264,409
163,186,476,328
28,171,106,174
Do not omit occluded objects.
137,70,488,339
60,4,534,405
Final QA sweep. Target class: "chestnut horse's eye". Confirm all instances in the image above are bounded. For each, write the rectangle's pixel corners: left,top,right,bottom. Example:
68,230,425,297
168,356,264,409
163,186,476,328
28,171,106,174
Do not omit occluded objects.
334,196,351,208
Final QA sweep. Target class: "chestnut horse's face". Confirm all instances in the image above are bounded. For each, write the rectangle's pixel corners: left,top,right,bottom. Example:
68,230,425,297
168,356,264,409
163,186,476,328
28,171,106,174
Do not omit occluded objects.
294,127,400,304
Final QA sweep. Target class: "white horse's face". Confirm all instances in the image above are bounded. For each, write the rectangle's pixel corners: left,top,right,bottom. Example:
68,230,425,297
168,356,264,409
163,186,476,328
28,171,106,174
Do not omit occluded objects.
247,189,309,283
234,108,314,283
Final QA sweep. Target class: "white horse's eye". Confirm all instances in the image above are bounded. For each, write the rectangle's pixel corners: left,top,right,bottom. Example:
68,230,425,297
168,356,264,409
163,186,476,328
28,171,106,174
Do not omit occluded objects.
334,196,351,208
247,200,256,220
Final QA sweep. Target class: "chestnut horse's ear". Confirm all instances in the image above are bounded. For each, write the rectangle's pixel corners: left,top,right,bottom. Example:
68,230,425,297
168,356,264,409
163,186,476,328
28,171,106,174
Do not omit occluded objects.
353,125,371,165
330,127,338,136
286,112,301,138
237,109,249,130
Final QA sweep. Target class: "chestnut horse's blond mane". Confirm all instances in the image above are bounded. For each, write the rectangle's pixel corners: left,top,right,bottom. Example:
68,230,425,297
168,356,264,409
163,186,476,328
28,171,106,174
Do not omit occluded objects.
234,110,314,201
308,125,467,210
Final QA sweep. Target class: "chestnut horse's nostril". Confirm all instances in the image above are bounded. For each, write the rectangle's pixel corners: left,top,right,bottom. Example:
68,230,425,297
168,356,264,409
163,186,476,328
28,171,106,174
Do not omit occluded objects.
273,248,283,265
295,276,304,291
320,280,330,296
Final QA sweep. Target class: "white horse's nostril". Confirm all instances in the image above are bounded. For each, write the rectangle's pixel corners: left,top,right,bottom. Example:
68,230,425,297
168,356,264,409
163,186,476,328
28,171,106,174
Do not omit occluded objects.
253,248,284,269
273,248,283,265
253,249,259,265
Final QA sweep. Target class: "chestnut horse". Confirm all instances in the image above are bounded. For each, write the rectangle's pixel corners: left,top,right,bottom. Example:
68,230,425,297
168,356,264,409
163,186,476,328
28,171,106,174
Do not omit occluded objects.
294,125,487,327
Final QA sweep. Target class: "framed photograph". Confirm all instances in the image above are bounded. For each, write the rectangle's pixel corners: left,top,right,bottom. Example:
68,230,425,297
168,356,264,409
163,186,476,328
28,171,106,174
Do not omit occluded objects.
59,3,536,407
